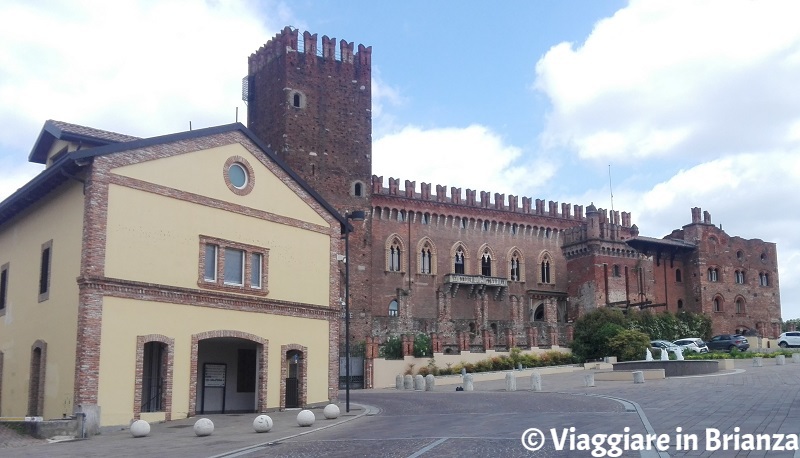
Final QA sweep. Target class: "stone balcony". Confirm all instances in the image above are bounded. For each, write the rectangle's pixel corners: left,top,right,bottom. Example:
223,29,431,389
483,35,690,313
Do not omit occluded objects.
443,274,508,300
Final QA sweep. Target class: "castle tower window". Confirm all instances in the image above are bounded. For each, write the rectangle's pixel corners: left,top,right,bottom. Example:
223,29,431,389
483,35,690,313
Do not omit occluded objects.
675,269,682,283
736,298,745,314
388,299,399,317
677,299,684,309
707,268,719,282
510,254,520,281
759,272,770,286
293,93,301,107
481,251,492,276
397,211,405,223
454,248,465,274
389,241,402,272
460,218,466,229
421,213,430,225
353,182,363,197
419,240,435,275
735,270,745,284
713,297,723,312
612,265,621,277
541,260,551,284
482,221,489,231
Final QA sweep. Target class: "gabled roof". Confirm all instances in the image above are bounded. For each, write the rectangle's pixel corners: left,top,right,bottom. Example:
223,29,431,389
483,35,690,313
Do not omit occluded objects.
28,119,141,164
3,122,349,230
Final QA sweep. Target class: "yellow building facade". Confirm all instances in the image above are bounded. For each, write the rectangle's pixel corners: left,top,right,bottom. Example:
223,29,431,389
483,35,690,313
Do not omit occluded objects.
0,121,347,427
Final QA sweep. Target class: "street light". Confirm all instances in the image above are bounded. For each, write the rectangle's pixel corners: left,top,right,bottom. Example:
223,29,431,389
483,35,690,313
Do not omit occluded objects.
344,210,365,413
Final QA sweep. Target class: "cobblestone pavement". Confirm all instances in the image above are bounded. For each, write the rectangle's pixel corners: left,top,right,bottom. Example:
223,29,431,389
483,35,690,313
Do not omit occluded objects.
2,358,800,457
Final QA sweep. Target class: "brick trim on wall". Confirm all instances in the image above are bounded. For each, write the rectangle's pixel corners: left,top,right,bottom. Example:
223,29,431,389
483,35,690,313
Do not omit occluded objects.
133,335,175,421
189,330,268,417
78,277,337,320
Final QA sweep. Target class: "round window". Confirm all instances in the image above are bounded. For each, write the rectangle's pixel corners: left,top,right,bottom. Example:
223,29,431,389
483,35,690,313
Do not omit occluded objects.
229,163,248,189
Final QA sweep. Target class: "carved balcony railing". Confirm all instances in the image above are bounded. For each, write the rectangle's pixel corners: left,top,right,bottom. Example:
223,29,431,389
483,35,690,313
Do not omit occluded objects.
443,274,508,300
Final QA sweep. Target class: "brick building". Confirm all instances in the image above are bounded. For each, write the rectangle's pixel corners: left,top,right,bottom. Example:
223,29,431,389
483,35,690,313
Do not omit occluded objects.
245,27,782,353
0,121,348,426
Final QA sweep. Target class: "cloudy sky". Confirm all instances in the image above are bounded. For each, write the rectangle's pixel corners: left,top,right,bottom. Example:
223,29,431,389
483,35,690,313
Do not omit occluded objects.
1,0,798,318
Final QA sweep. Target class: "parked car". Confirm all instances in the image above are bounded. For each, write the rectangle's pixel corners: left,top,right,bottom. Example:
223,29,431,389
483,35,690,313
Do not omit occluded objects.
778,332,800,348
672,338,709,353
707,334,749,352
650,340,678,351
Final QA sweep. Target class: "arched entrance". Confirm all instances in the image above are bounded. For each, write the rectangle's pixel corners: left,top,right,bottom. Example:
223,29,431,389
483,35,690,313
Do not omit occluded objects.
190,331,268,416
28,340,47,417
281,344,307,410
285,350,302,408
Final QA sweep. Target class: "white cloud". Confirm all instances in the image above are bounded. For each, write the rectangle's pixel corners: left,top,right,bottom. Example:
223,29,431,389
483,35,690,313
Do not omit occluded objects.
535,0,800,162
371,70,405,138
0,0,284,164
373,125,552,198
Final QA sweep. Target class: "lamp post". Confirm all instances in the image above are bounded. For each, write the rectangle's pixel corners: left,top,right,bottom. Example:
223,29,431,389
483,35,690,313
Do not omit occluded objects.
344,210,365,413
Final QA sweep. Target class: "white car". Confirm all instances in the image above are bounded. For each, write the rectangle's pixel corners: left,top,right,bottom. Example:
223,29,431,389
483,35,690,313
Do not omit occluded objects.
672,338,709,353
778,332,800,348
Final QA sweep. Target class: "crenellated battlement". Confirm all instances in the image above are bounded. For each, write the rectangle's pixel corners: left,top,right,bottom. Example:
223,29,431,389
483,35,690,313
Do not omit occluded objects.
371,175,633,227
249,26,372,74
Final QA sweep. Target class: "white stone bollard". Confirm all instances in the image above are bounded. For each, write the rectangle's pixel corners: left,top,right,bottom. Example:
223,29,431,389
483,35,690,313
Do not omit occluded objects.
396,374,404,390
425,374,435,391
531,371,543,392
414,374,425,391
633,371,645,384
404,374,414,390
464,374,474,391
753,357,763,367
505,372,517,391
130,419,150,438
793,353,800,364
253,415,273,432
194,418,214,437
776,355,786,366
323,404,340,420
584,373,595,387
297,409,315,427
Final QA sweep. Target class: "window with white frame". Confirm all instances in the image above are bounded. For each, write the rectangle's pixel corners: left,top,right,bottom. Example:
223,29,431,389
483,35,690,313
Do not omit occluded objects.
199,236,268,294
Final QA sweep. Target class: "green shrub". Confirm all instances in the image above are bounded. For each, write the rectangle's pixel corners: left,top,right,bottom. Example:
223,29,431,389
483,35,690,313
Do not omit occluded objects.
379,335,403,359
413,334,432,358
607,329,651,362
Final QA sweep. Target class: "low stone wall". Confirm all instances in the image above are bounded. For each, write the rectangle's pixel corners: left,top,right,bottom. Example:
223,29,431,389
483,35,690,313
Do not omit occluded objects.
612,360,719,377
595,369,665,381
0,417,81,439
372,347,571,388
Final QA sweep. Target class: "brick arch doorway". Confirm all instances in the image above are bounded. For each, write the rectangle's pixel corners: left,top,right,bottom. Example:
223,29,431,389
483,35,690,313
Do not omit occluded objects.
190,331,268,416
281,344,307,410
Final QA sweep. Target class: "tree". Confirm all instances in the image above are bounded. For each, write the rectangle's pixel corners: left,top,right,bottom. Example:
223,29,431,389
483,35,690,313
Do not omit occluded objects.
571,308,628,361
607,329,652,362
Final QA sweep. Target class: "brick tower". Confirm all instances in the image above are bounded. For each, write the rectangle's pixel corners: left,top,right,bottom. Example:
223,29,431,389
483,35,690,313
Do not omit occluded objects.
246,27,374,345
